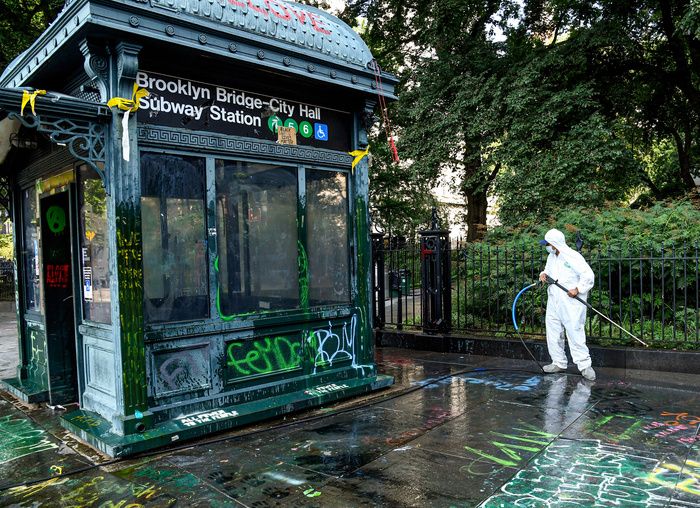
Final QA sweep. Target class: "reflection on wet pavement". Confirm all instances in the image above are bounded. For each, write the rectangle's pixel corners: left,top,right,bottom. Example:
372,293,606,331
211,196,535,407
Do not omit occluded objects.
1,347,699,507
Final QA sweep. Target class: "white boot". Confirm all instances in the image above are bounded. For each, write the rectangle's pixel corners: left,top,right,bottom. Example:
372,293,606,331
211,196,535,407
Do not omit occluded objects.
581,367,596,381
543,363,566,373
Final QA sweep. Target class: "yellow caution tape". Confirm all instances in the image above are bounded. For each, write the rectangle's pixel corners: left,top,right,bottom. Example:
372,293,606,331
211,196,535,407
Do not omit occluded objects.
349,145,370,171
21,89,47,116
107,83,149,112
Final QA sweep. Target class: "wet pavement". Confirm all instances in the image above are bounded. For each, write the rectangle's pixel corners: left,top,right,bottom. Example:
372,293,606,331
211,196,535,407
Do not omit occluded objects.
0,345,699,507
0,311,17,380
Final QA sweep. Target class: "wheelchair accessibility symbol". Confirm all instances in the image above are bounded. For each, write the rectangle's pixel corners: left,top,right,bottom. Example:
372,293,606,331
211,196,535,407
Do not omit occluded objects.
314,123,328,141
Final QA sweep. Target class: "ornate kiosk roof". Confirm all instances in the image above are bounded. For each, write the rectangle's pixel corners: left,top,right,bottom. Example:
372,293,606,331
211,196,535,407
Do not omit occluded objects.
0,0,396,98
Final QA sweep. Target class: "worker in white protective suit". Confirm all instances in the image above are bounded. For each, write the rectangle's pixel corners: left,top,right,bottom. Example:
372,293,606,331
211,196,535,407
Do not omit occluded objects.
538,228,596,381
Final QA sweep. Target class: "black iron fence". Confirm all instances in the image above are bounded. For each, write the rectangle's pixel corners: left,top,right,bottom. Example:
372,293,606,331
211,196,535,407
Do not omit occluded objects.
372,235,700,349
0,261,12,302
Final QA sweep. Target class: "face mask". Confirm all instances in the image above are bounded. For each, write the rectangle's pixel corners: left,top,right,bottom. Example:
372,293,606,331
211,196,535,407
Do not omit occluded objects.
546,246,555,254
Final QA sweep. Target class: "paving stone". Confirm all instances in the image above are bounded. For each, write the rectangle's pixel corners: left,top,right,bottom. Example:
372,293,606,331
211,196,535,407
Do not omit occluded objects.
0,347,699,507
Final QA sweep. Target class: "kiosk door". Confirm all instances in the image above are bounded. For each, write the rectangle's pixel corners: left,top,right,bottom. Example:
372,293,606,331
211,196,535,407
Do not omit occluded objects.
40,191,78,404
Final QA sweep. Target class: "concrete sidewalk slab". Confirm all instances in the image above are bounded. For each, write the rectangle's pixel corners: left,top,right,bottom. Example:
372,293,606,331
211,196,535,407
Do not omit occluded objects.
0,311,17,381
0,347,698,507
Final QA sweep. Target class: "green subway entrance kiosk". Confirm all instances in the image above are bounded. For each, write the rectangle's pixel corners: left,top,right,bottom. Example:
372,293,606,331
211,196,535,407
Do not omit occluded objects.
0,0,396,456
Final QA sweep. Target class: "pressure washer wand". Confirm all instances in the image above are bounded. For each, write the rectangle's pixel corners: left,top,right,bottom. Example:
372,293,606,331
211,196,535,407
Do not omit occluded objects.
544,275,649,348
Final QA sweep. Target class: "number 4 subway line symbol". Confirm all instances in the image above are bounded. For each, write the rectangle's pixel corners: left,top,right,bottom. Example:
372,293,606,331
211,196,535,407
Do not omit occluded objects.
268,115,282,133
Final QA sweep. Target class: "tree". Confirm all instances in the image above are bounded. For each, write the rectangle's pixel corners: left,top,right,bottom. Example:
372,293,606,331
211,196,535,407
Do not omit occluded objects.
493,34,641,226
532,0,700,195
344,0,522,240
0,0,63,71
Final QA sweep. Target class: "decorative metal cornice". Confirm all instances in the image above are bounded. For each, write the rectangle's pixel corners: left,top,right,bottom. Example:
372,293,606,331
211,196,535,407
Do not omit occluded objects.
138,125,353,167
0,89,109,189
0,174,11,216
9,112,108,187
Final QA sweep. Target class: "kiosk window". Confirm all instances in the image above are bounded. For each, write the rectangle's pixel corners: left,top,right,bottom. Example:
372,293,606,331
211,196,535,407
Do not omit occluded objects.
79,165,111,324
22,187,41,313
216,160,298,315
306,170,350,305
141,154,208,323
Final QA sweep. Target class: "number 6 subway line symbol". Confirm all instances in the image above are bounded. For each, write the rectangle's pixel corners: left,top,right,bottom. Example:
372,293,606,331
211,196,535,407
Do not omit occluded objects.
299,121,313,138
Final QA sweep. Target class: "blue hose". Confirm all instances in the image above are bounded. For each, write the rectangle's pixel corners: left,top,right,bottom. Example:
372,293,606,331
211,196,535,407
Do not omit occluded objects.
512,282,538,331
511,281,545,373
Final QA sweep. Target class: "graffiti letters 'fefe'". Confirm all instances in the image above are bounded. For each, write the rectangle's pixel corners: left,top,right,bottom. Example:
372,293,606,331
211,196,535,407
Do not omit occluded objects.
226,336,302,377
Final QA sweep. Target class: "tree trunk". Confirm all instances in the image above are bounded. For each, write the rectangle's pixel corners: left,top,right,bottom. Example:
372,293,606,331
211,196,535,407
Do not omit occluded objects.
465,190,488,242
670,128,697,190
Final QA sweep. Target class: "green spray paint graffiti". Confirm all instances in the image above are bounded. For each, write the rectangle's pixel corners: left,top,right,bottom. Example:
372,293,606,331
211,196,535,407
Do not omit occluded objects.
214,256,234,322
297,240,309,311
226,336,302,377
27,328,49,390
115,207,147,416
213,256,272,321
45,206,66,234
0,415,58,464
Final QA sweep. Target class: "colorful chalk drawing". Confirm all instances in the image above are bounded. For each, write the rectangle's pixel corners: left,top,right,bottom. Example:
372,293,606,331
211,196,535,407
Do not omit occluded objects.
480,440,682,507
643,420,700,446
7,473,176,506
647,459,700,497
0,415,58,464
460,374,542,392
176,409,239,427
463,423,556,468
226,336,302,377
587,414,645,443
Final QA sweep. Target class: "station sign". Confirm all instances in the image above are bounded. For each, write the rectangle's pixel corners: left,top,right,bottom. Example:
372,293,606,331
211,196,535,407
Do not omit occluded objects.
136,71,352,151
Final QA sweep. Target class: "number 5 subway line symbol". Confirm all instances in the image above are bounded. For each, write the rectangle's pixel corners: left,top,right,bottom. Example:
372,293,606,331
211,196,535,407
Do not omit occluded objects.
314,123,328,141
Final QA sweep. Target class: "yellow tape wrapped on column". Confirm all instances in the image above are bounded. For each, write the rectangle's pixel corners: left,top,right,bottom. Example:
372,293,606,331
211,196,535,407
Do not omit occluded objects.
107,84,149,162
349,145,370,173
20,89,47,116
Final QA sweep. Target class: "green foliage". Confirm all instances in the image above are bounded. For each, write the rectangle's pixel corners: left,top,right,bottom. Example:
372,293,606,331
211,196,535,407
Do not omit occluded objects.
0,0,63,70
0,233,11,260
344,0,700,234
486,199,700,248
451,239,699,350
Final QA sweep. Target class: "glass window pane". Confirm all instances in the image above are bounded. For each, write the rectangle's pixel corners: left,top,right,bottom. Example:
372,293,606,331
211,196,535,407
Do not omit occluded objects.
216,160,298,316
22,186,41,313
79,165,111,324
306,170,350,305
141,154,208,323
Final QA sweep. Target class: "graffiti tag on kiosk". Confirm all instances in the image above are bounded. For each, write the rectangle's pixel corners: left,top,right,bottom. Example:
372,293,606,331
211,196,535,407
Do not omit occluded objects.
177,409,239,427
226,336,302,376
304,383,349,397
